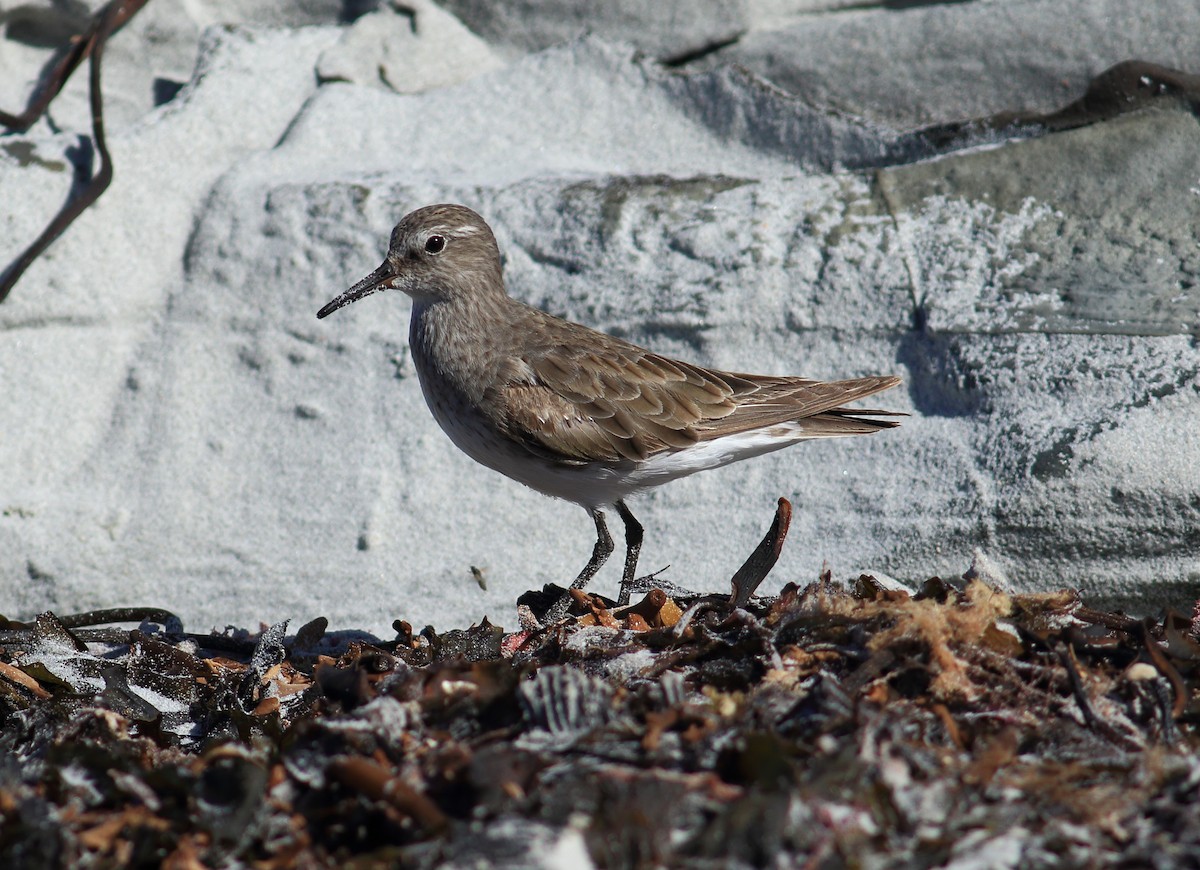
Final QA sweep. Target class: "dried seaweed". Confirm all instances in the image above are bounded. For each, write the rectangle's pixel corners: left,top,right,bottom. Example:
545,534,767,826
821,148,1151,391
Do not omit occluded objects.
2,562,1200,868
0,0,152,303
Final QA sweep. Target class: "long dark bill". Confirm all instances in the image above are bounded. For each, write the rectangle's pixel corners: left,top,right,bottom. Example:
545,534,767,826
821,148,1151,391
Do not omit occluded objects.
316,262,395,319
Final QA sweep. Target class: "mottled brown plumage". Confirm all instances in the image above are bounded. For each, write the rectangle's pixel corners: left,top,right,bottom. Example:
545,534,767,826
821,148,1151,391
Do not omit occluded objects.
318,204,903,618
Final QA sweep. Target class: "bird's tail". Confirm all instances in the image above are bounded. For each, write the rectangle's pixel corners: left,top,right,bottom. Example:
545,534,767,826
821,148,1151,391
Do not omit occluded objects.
798,406,906,437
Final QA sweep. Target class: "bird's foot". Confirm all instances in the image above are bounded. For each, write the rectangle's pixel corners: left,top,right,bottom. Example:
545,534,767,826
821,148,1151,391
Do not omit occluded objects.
617,564,675,606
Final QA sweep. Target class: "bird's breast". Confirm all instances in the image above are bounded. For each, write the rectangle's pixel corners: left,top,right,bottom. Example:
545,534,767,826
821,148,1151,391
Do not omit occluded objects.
408,305,507,459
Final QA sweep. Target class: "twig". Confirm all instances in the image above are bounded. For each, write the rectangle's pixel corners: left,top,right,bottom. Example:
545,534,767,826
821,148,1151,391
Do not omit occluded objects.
0,0,152,304
1138,621,1188,720
729,497,792,607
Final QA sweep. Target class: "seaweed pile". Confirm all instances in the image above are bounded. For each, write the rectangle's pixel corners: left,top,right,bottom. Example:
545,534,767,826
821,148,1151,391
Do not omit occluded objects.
2,561,1199,869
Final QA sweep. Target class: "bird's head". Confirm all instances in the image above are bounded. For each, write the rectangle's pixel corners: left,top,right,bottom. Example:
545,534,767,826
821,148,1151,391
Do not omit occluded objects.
317,203,504,318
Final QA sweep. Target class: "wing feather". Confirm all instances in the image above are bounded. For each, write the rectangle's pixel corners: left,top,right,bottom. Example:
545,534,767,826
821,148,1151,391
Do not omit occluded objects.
491,315,902,466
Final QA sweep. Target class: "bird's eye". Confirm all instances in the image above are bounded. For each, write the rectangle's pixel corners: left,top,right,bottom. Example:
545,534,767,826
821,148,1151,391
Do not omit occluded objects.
424,235,446,255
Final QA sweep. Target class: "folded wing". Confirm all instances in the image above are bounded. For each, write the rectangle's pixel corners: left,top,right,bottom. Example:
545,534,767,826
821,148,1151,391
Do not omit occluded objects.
494,336,902,466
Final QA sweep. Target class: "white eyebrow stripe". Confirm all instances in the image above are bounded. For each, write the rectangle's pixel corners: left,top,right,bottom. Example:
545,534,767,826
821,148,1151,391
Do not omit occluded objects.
427,223,483,238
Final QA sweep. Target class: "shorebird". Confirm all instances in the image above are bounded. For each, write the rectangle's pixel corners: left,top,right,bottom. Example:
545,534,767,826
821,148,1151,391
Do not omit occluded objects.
317,204,903,617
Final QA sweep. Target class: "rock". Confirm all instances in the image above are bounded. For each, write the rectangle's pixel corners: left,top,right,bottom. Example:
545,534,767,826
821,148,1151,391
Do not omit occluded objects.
436,0,749,62
697,0,1200,128
1,3,1196,633
316,1,504,93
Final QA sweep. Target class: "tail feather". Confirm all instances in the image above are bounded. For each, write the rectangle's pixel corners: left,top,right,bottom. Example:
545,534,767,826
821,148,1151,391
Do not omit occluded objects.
797,410,904,437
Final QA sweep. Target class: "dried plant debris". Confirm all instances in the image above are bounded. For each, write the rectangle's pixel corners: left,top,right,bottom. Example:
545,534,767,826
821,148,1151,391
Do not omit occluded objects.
0,0,152,303
2,575,1200,868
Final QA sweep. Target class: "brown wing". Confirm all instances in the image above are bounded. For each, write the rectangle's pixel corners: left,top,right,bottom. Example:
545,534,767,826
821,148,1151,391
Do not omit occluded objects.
492,344,740,464
491,316,902,466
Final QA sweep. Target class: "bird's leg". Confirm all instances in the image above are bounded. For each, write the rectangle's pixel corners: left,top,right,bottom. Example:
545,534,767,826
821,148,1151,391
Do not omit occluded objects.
614,499,643,606
570,508,614,589
543,508,613,624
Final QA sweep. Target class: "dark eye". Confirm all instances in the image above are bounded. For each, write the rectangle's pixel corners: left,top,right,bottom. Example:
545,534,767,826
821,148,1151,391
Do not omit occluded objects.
424,235,445,254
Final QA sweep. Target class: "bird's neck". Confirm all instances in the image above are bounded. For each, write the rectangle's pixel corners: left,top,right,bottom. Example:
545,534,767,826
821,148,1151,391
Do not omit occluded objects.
408,293,517,400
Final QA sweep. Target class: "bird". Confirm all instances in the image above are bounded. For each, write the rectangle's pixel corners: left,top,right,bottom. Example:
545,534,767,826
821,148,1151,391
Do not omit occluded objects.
317,204,903,620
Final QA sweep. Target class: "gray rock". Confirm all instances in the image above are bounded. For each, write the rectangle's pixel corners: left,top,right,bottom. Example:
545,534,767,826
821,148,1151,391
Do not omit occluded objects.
1,3,1197,634
436,0,749,63
880,106,1200,336
699,0,1200,128
316,1,504,93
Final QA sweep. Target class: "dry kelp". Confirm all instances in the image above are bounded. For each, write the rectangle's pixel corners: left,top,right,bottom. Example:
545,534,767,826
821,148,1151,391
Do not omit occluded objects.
0,0,152,303
3,544,1200,870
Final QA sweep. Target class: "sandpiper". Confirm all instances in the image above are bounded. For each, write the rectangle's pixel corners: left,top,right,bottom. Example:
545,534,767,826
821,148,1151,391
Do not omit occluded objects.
318,204,903,617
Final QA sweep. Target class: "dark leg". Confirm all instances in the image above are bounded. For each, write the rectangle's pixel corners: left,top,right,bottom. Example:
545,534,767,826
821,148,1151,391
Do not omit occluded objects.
571,508,614,589
544,508,613,623
614,499,643,606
